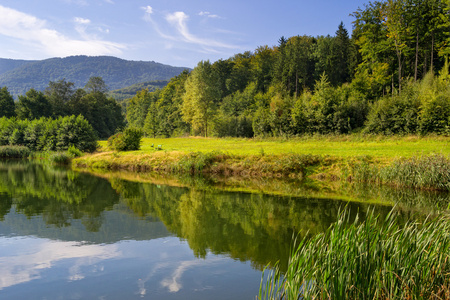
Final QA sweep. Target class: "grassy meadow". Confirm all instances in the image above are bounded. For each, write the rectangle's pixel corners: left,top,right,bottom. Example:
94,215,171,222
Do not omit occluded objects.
99,135,449,158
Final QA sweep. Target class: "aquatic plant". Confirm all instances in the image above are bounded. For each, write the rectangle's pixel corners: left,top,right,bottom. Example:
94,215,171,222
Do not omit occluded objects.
48,152,72,165
259,209,450,299
0,145,31,158
348,154,450,191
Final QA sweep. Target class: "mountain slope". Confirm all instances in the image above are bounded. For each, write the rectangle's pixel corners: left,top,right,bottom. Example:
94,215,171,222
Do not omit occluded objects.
0,58,37,76
0,56,188,97
109,80,170,101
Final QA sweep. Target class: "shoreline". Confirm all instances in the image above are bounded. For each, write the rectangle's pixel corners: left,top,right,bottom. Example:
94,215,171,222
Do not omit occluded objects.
73,148,450,192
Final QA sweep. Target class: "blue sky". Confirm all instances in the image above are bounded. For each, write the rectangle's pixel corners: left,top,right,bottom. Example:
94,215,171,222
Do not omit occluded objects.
0,0,368,68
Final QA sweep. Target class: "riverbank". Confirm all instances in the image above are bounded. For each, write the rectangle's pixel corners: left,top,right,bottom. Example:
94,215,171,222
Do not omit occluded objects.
73,135,450,191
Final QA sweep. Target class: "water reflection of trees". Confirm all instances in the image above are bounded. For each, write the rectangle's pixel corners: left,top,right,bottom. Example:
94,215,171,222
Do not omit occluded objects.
0,161,120,231
0,161,447,272
111,178,408,271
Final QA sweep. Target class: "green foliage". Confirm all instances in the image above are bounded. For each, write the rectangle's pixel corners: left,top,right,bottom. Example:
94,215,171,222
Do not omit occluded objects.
68,87,125,139
0,116,98,152
348,154,450,191
0,145,31,158
48,152,72,165
260,209,450,300
44,78,75,117
109,80,169,101
56,115,98,152
68,145,83,157
0,87,15,118
182,60,221,137
107,128,144,151
16,89,52,120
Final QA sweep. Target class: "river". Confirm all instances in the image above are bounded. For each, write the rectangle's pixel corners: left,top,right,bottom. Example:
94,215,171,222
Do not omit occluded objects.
0,160,447,299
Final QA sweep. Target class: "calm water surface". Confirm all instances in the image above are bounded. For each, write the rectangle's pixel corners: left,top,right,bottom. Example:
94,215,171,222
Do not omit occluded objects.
0,160,445,299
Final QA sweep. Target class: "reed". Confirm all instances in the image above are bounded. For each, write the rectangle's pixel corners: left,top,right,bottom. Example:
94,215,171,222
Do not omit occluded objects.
348,154,450,191
259,209,450,300
0,145,31,158
48,151,72,165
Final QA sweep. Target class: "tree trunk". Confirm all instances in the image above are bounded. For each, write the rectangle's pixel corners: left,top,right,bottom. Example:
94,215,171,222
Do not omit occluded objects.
397,52,402,94
431,32,435,73
415,30,419,81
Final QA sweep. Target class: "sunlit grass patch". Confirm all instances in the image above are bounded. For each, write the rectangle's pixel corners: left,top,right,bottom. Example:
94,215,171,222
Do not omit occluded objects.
107,135,450,158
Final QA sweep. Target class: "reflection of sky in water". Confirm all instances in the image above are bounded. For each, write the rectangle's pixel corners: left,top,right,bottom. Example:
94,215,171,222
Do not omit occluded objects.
0,236,261,300
0,237,120,290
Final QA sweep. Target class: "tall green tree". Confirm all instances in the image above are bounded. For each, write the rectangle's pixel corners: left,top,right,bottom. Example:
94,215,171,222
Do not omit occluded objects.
251,46,276,93
126,89,157,129
85,76,108,94
285,35,315,96
383,0,410,93
182,60,221,137
0,87,15,118
334,22,351,84
44,79,75,117
16,89,52,120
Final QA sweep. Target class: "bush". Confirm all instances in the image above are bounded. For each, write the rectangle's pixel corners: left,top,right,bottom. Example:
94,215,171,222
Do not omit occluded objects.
419,94,450,135
67,145,83,157
0,145,31,158
107,128,144,151
48,152,72,165
0,115,98,153
56,115,98,152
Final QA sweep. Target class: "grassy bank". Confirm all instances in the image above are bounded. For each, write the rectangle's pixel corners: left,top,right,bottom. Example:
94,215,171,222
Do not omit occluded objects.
73,135,450,190
259,209,450,300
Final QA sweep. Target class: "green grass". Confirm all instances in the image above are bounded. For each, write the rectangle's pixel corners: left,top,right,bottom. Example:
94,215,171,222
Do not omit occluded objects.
259,208,450,300
99,135,449,158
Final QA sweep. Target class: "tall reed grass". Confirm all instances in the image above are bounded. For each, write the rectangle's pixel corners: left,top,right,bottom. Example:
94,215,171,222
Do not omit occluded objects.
348,154,450,191
259,209,450,300
0,145,31,158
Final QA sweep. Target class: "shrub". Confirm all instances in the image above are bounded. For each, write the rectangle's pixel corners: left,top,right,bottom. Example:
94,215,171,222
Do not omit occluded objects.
56,115,98,152
0,145,31,158
107,128,144,151
419,94,450,135
67,145,83,157
48,152,72,165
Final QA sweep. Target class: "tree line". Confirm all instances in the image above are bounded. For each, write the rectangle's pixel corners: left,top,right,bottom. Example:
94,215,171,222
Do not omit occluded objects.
0,77,124,139
127,0,450,138
0,0,449,140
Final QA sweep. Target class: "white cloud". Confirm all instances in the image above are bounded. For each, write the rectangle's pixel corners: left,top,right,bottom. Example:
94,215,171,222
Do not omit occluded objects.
74,17,91,25
198,11,221,19
143,5,153,15
165,11,235,49
0,5,125,57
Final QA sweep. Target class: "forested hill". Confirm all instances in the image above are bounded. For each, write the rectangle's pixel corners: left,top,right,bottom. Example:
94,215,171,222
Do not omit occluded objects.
0,58,38,76
0,56,188,97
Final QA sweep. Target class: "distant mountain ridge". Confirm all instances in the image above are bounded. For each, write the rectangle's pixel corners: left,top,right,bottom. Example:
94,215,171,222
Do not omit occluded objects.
0,58,38,76
0,56,188,97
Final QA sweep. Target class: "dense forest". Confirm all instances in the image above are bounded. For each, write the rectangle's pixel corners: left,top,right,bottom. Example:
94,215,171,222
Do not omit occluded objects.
126,0,450,138
0,0,449,141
